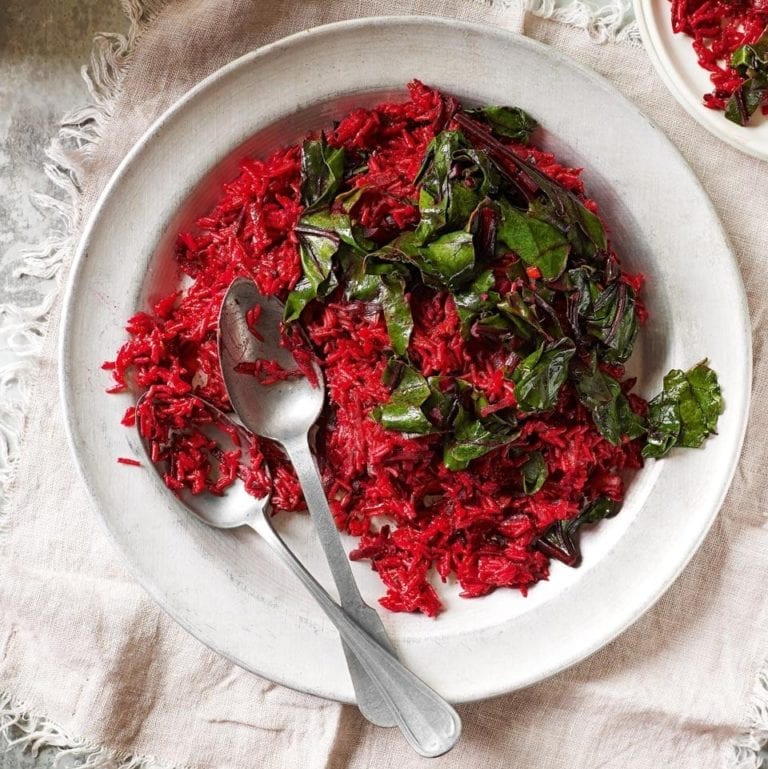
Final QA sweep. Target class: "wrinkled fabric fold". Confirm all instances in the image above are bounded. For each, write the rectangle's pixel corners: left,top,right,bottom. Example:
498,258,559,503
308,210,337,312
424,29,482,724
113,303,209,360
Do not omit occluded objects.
1,2,766,769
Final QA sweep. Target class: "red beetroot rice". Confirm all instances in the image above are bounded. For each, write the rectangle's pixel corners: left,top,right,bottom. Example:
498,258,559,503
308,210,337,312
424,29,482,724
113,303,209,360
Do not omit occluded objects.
106,81,645,617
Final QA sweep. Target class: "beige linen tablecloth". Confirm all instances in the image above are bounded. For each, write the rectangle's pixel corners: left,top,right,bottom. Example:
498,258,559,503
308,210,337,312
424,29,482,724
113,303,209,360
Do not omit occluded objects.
2,1,767,767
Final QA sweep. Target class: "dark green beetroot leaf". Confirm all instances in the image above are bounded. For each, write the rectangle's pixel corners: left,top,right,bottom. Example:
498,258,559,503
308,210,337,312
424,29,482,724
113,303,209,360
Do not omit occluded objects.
497,289,549,342
466,105,539,144
564,265,595,336
414,131,498,243
342,252,380,301
414,131,469,241
686,361,723,433
443,406,519,471
498,200,571,281
468,198,500,262
303,208,372,254
574,355,645,445
284,208,373,322
379,271,413,357
643,397,680,459
417,230,476,290
564,266,638,361
527,196,606,261
286,194,425,349
423,376,459,430
583,280,639,363
453,269,501,338
372,362,434,435
283,278,317,325
334,185,369,213
511,338,576,413
725,77,768,125
453,113,607,258
642,360,723,459
300,135,345,211
453,270,556,344
535,497,619,566
284,219,341,322
725,28,768,126
522,451,548,494
369,231,476,292
341,256,414,355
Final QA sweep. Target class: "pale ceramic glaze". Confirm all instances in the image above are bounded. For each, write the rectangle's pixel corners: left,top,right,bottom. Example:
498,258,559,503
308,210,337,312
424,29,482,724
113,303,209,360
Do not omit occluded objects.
60,17,751,704
635,0,768,161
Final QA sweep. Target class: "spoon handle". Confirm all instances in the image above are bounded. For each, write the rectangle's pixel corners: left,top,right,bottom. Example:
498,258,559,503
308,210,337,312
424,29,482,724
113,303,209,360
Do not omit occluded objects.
283,435,376,607
282,435,400,727
250,515,462,758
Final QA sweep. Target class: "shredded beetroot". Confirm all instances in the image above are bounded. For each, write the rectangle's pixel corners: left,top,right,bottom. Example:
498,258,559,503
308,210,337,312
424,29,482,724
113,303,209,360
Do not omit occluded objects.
117,457,142,467
107,82,646,617
670,0,768,115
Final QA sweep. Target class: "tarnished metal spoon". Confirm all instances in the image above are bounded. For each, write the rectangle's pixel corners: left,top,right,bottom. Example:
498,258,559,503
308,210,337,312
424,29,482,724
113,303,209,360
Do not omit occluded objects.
217,277,461,756
135,392,461,758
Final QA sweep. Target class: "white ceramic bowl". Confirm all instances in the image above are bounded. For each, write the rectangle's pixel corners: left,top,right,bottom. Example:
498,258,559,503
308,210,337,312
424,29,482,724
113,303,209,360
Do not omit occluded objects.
60,16,750,704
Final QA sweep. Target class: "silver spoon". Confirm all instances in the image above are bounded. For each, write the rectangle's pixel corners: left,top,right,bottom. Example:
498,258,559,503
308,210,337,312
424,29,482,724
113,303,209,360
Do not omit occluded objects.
219,278,460,749
219,276,397,726
135,392,461,758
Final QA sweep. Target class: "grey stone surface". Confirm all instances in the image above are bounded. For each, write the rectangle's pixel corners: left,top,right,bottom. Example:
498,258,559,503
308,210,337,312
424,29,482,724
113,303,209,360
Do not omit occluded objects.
0,0,126,263
0,2,126,767
0,0,127,367
0,732,84,769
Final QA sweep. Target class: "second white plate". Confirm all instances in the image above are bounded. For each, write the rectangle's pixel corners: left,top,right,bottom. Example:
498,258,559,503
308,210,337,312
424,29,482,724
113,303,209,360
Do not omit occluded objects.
635,0,768,161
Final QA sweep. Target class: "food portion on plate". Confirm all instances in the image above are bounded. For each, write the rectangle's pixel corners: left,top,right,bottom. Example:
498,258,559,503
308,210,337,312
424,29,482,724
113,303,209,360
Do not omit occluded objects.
670,0,768,126
105,81,723,617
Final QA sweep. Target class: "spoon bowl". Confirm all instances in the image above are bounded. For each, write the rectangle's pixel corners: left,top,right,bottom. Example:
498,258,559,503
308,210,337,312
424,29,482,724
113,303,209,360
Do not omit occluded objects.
181,465,265,529
134,392,269,530
219,279,323,442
